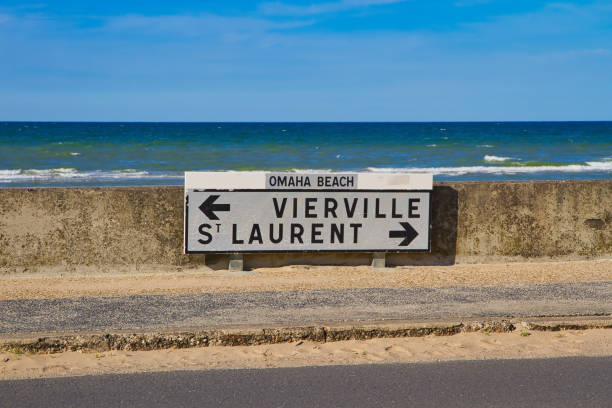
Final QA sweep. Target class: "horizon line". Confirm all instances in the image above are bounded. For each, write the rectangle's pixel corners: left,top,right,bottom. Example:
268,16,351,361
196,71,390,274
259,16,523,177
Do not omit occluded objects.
3,120,612,124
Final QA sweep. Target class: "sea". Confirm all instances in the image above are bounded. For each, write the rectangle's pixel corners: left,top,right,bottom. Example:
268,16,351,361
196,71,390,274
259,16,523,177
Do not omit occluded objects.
1,121,611,187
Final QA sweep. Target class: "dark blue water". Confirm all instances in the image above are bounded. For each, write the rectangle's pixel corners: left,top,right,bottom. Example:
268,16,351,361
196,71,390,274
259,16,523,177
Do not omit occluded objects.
1,122,611,187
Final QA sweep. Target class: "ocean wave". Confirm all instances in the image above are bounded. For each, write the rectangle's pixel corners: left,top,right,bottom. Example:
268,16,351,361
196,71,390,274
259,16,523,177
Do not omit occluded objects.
0,168,183,182
367,160,612,176
484,155,515,162
290,169,333,173
3,161,612,183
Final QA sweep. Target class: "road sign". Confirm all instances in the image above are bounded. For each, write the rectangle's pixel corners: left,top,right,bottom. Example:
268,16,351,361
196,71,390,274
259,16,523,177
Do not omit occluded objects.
185,172,432,253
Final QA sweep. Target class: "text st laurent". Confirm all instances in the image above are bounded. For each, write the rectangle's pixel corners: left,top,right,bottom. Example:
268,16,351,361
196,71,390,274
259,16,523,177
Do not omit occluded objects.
197,196,422,246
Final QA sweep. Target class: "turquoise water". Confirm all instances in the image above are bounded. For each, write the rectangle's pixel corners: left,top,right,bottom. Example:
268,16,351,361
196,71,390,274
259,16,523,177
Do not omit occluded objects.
1,122,611,187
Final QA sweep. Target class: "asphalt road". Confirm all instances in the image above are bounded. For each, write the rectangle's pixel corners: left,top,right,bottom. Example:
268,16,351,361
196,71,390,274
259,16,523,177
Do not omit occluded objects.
1,282,611,334
1,356,611,407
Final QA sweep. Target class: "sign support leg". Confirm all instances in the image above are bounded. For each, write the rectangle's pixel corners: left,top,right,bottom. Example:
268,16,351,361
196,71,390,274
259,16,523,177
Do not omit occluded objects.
228,254,244,272
371,252,386,269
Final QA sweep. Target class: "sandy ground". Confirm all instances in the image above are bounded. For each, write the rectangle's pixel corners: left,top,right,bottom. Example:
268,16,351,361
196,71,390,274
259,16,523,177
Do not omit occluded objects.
1,329,610,380
2,259,612,300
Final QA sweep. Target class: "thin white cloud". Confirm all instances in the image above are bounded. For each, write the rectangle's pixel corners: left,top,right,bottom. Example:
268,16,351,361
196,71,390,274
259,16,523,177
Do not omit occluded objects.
546,2,579,11
585,48,611,55
104,13,316,37
2,3,47,11
453,0,492,7
259,0,408,16
542,48,612,58
458,1,611,40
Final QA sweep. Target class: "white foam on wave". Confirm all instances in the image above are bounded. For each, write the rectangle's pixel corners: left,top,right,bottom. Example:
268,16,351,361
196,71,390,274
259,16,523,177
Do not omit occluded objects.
290,169,333,173
484,155,515,162
3,161,612,183
0,168,183,182
367,160,612,176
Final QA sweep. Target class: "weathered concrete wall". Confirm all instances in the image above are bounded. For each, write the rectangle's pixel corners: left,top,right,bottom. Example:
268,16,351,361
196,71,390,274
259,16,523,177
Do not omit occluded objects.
452,181,611,261
0,181,610,272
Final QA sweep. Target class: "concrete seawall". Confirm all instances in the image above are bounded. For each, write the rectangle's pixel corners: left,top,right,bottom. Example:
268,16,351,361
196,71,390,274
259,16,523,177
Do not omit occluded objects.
1,180,610,273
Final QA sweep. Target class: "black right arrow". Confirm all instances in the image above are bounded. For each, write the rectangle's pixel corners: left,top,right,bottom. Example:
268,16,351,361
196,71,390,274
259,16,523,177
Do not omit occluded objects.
199,195,230,220
389,222,419,246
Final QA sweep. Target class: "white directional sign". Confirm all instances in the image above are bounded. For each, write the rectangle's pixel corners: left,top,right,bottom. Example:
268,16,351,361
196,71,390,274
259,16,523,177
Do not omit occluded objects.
185,172,432,253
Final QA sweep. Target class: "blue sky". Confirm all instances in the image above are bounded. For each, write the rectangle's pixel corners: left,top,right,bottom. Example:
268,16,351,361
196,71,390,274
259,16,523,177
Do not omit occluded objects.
1,1,611,121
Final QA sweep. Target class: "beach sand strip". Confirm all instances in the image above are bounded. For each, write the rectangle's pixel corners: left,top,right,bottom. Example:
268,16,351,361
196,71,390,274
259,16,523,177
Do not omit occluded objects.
2,259,612,300
1,328,610,380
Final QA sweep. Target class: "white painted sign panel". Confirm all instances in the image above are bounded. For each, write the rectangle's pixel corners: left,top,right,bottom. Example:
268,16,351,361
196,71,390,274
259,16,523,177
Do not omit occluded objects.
185,172,432,253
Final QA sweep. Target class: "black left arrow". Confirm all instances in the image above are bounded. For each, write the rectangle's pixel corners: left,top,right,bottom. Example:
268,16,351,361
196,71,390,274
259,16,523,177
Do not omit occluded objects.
388,222,418,246
199,195,230,220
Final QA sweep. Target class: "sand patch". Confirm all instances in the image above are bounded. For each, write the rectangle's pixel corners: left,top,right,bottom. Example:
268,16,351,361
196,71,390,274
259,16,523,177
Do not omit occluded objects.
1,259,612,300
1,329,610,380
